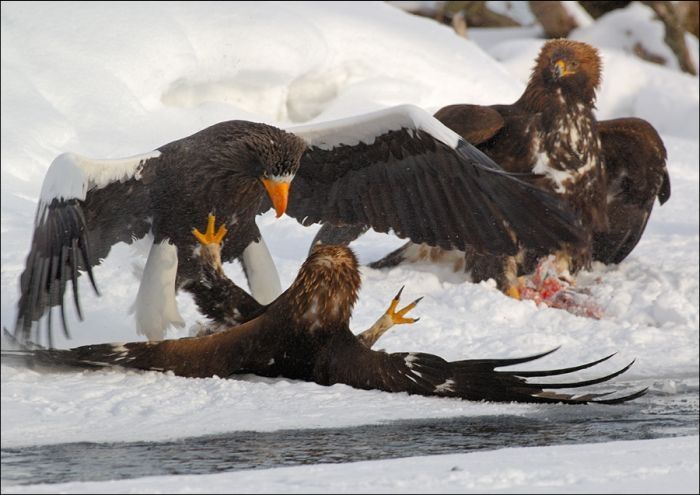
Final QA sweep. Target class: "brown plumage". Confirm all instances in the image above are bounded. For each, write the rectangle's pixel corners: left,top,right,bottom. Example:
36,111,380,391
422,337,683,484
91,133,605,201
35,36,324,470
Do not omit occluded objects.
3,240,645,405
433,39,608,287
593,117,670,263
436,40,669,278
317,40,670,292
185,225,420,345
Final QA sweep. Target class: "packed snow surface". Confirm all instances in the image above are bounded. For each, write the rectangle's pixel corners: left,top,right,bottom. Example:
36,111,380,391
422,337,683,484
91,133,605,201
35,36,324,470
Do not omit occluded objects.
1,1,698,493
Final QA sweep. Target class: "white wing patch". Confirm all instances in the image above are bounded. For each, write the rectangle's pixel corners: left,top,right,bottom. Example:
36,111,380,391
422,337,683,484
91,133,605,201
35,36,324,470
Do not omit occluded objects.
37,150,160,221
109,344,133,363
434,379,456,393
288,104,460,150
130,239,184,341
404,353,419,369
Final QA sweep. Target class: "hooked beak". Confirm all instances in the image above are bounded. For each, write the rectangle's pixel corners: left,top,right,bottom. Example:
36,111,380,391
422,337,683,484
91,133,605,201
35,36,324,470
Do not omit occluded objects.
261,177,290,218
553,59,573,79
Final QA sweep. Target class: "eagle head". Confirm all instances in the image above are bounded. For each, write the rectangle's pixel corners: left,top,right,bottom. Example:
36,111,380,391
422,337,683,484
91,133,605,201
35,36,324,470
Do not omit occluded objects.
236,123,307,218
533,39,602,103
256,126,306,218
286,244,362,330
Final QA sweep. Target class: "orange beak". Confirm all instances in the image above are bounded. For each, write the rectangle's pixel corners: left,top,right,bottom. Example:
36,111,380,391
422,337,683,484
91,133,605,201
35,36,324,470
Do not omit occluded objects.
261,178,290,218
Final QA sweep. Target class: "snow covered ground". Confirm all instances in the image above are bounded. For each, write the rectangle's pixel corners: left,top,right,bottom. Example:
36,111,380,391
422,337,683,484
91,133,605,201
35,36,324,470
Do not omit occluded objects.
1,1,698,493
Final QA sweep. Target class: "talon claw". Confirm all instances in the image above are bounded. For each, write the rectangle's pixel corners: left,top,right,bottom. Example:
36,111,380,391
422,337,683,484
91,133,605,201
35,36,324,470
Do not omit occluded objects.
506,285,522,300
193,214,228,246
397,297,422,317
385,287,422,325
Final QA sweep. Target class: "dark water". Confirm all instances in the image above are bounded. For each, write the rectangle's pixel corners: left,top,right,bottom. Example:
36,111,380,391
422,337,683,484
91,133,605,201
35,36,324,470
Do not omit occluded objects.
1,385,698,487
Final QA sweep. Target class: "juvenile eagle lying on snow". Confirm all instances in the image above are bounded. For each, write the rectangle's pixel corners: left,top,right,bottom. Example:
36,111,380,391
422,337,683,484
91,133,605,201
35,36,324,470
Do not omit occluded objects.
314,40,671,301
3,216,645,405
14,105,583,347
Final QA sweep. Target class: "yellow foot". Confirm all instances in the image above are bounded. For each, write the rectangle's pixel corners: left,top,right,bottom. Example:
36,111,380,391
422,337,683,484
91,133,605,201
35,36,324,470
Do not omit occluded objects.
506,286,521,300
193,214,228,246
505,276,526,300
385,286,422,324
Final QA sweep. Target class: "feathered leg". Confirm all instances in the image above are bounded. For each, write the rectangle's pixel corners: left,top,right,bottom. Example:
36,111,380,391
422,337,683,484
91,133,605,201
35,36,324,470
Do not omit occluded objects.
357,286,422,348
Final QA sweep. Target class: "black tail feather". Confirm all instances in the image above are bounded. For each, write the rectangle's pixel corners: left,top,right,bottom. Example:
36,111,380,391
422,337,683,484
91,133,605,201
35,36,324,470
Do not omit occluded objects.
592,388,648,405
505,352,616,377
447,349,643,404
519,359,635,390
452,347,561,370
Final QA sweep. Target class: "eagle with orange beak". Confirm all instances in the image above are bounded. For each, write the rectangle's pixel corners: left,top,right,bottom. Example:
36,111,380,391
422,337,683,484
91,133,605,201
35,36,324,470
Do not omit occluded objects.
15,105,585,345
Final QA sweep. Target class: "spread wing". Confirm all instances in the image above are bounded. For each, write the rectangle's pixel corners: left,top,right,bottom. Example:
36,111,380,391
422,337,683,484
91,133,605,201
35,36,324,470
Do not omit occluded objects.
433,103,505,145
594,118,670,264
3,314,281,379
14,151,160,345
286,105,583,255
326,342,645,404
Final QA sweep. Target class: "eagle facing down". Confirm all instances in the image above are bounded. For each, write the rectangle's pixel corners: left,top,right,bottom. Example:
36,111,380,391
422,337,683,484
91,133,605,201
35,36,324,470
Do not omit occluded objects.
315,40,670,299
15,122,307,344
14,105,586,347
3,222,645,405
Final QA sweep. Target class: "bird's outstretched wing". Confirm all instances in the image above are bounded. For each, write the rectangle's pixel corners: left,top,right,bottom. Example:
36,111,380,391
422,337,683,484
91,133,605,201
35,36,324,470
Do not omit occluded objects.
286,105,584,255
593,118,670,264
15,151,159,345
324,342,645,404
3,313,281,379
2,327,644,405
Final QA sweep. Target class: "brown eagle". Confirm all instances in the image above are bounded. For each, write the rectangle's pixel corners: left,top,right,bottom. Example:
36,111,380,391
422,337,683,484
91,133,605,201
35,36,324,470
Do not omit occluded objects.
185,214,421,346
3,218,645,405
14,105,583,347
314,40,671,297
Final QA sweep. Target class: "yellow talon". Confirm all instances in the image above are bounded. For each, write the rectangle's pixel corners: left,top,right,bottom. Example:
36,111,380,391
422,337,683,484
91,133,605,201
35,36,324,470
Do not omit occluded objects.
506,286,521,300
386,286,422,325
505,276,527,300
193,214,228,246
